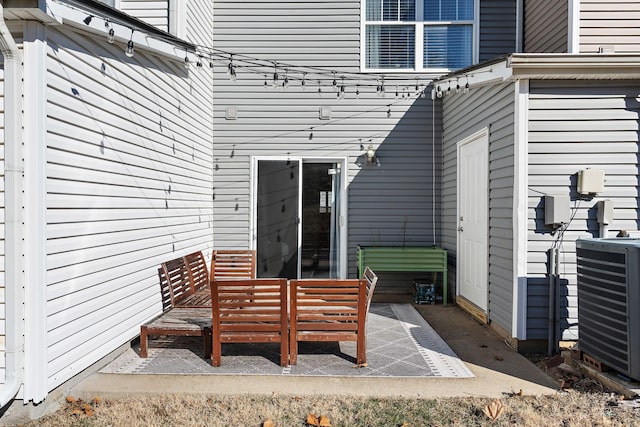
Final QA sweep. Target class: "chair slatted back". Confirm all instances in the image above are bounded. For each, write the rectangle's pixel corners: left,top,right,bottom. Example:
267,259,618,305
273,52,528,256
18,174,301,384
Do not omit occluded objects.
160,257,192,306
289,279,367,365
210,278,288,367
363,266,379,315
210,250,256,280
184,251,209,292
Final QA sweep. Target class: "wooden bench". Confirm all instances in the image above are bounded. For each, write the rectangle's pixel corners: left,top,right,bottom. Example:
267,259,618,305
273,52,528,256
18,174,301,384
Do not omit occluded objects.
210,278,289,367
289,278,367,365
139,251,212,358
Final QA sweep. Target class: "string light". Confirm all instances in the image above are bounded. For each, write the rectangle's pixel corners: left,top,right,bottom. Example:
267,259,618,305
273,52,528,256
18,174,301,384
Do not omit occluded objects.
125,29,135,58
456,79,461,94
464,76,470,93
70,7,436,99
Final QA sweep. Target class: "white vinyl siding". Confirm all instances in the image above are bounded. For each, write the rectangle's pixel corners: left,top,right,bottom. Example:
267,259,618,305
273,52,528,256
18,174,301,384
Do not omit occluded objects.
441,82,515,332
120,0,170,32
580,1,640,53
527,80,640,341
212,0,440,284
524,0,568,53
0,64,5,384
44,20,213,390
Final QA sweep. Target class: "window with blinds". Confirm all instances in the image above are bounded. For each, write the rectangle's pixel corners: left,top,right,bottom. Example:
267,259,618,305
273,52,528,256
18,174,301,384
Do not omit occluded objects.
365,0,475,71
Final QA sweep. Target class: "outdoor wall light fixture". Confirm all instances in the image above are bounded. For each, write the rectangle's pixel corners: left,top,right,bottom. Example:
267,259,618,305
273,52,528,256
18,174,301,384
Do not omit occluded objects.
366,144,376,165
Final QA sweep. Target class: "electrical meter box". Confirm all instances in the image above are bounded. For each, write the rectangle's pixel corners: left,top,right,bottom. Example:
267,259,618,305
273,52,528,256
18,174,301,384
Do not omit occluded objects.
578,169,605,195
545,194,570,225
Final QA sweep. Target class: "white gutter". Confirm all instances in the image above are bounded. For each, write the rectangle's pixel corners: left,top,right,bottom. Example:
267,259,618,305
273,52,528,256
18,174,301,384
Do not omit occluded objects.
0,4,25,408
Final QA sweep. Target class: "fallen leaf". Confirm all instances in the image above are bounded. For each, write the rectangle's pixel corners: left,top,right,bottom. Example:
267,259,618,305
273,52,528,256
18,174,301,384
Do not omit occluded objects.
92,396,102,405
398,423,409,427
318,415,331,426
263,419,276,427
66,396,76,403
71,409,83,416
306,413,320,426
482,399,504,421
494,355,504,361
515,389,524,397
84,408,95,417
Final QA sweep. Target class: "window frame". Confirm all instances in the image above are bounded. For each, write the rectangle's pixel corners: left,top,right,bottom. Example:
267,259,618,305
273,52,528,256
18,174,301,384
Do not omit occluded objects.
361,0,480,74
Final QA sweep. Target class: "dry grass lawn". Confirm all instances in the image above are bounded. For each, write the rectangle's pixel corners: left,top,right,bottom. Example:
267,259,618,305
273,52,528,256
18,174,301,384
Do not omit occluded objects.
14,390,640,426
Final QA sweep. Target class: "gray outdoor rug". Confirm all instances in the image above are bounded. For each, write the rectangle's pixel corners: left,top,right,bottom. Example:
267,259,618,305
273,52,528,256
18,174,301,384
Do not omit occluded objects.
103,303,474,378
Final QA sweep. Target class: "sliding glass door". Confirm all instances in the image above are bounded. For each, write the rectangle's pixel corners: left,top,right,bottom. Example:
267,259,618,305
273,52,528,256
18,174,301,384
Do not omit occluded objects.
253,158,346,279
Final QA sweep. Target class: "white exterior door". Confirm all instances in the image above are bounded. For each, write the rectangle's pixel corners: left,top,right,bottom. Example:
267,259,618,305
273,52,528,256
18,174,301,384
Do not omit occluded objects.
457,129,489,311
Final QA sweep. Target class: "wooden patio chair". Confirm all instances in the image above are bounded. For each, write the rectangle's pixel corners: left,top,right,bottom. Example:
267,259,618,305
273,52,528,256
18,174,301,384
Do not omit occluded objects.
210,249,256,280
289,278,367,366
139,255,212,358
210,278,288,367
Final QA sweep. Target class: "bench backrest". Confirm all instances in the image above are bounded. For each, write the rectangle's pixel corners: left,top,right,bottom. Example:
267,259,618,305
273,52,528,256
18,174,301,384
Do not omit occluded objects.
184,251,209,292
210,250,256,280
160,257,193,307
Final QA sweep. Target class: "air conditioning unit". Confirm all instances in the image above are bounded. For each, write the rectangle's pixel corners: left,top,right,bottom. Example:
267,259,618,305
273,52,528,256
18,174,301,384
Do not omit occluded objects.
576,238,640,380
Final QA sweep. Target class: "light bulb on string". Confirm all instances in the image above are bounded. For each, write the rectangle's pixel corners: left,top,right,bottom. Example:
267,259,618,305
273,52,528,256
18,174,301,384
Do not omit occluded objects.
209,57,214,69
464,76,470,93
301,73,306,91
355,84,360,99
386,105,391,118
309,127,314,140
184,53,190,69
107,28,115,44
436,85,443,98
456,79,461,94
264,74,268,90
105,19,116,44
317,80,322,97
272,62,279,88
196,56,203,67
332,71,337,90
125,30,135,58
83,15,93,25
227,55,236,81
282,69,289,90
395,85,399,99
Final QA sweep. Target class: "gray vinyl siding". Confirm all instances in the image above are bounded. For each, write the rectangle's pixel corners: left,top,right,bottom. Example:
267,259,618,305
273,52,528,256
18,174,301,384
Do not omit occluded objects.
120,0,169,31
527,80,640,341
580,1,640,53
479,0,518,61
441,82,515,332
523,0,568,53
211,1,440,283
44,20,213,390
